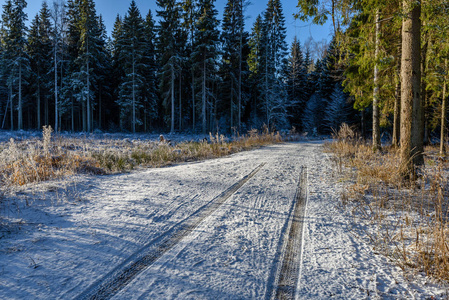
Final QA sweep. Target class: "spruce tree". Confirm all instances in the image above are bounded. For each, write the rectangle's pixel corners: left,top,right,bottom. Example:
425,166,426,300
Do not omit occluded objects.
261,0,288,129
2,0,29,130
285,36,307,130
142,9,158,132
247,14,263,126
181,0,198,131
192,0,220,134
156,0,184,133
27,2,53,129
116,0,146,133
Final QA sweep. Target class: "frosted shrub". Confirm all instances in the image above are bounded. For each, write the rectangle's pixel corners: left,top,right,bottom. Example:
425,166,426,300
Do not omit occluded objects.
6,138,19,164
42,125,53,157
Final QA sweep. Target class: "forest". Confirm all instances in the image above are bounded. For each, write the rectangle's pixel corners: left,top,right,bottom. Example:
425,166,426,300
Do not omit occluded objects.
0,0,448,156
0,0,354,136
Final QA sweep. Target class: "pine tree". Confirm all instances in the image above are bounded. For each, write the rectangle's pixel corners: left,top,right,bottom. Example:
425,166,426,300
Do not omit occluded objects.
51,0,66,132
181,0,198,131
323,83,352,131
285,36,307,130
142,9,158,132
2,0,30,130
27,2,53,129
192,0,220,134
261,0,289,129
156,0,185,133
116,0,146,133
220,0,248,132
68,0,104,132
247,14,263,126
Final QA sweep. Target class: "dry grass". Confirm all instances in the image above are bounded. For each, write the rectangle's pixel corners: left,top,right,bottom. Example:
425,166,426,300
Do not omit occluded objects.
327,124,449,282
0,127,283,187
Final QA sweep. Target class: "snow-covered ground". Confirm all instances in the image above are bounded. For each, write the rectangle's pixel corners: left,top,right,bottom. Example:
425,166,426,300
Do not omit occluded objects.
0,141,448,299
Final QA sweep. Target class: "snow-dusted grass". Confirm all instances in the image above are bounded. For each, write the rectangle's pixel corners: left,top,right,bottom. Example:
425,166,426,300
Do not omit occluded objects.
0,128,283,187
326,124,449,283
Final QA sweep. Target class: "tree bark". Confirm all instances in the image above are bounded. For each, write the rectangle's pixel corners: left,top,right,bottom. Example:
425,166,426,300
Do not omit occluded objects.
400,0,422,177
373,9,381,151
55,45,58,132
18,62,22,130
87,40,91,133
10,83,13,130
202,58,206,134
393,39,401,147
171,61,175,134
37,69,41,130
440,59,448,156
132,51,136,133
238,0,243,132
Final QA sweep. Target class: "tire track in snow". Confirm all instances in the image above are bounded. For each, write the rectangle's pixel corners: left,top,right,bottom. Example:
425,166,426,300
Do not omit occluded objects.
75,163,266,300
267,166,308,300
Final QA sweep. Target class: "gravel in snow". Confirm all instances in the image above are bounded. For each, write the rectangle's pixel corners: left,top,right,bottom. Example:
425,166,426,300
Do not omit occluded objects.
0,141,448,299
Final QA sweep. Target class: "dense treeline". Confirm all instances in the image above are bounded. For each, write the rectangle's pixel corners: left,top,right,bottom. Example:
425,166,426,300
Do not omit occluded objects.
296,0,449,175
0,0,352,134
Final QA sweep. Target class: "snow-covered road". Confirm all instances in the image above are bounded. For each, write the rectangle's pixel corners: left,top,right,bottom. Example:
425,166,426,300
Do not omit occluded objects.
1,141,446,299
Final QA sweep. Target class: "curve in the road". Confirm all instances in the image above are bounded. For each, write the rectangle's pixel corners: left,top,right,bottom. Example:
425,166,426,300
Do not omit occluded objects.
75,163,266,300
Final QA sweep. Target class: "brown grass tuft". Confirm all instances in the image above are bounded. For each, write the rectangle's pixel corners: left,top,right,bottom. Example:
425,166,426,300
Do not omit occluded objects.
328,124,449,282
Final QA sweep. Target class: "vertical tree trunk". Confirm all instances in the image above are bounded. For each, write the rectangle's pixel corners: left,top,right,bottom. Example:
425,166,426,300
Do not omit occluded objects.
372,9,381,151
9,83,13,130
230,78,234,130
99,89,102,130
440,59,448,156
132,54,136,133
71,98,74,132
18,62,22,130
179,73,182,131
202,58,206,135
87,42,91,133
37,70,41,130
54,45,58,132
171,61,175,134
265,50,269,128
238,0,243,132
400,0,422,176
82,102,86,132
392,41,401,147
421,22,429,145
191,29,195,133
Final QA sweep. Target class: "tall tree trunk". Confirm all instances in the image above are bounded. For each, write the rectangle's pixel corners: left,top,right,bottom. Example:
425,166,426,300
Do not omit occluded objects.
171,61,175,134
400,0,422,176
87,42,91,133
71,98,74,132
373,9,381,151
9,83,13,130
191,29,195,133
37,69,41,130
202,58,206,135
440,59,448,156
132,53,136,133
82,101,86,132
238,0,243,132
392,41,401,147
179,72,182,131
18,62,22,130
230,78,234,130
54,45,58,132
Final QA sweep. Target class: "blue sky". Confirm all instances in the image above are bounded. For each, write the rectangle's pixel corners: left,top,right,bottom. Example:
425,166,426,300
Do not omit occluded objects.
1,0,332,49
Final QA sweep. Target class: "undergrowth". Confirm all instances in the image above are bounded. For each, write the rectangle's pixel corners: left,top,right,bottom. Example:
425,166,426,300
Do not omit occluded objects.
0,127,283,187
326,123,449,283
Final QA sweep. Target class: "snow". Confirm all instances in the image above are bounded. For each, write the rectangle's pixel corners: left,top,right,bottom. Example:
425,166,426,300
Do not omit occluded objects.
0,141,448,299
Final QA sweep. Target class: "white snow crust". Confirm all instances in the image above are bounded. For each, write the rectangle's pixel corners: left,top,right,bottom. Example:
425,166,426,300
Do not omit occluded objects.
0,141,447,299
